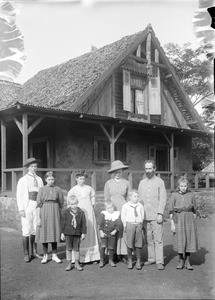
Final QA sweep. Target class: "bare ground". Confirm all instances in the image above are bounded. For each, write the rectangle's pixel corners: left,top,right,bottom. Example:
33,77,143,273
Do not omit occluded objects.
1,216,215,300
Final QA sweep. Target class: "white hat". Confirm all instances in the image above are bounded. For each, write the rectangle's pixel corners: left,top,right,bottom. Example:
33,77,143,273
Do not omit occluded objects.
108,160,129,173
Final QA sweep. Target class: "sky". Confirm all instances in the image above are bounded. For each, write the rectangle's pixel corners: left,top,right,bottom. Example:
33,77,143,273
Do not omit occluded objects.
15,0,201,85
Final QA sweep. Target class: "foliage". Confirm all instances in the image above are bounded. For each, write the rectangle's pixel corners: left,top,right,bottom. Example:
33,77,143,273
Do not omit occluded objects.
0,1,26,82
195,192,215,219
192,136,214,171
164,42,213,108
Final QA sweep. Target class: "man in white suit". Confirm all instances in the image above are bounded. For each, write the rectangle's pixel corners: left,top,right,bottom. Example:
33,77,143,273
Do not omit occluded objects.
16,158,44,262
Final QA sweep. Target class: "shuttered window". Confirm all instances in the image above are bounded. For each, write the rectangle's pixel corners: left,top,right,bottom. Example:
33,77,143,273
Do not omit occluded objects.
123,69,131,111
149,75,161,115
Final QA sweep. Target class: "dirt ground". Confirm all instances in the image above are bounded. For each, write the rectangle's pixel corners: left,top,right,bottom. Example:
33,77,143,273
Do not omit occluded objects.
1,216,215,300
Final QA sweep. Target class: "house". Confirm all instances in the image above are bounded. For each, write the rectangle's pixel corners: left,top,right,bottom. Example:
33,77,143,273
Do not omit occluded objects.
0,24,212,196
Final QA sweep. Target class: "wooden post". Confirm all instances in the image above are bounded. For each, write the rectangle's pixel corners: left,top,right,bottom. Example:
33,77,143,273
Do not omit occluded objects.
70,171,76,188
1,120,6,194
170,133,174,190
195,173,198,189
12,171,17,195
206,174,210,188
110,126,115,162
91,171,96,191
128,172,133,189
22,113,28,175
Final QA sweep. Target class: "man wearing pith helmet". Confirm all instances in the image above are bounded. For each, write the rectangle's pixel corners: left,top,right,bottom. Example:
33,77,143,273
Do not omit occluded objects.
16,158,44,262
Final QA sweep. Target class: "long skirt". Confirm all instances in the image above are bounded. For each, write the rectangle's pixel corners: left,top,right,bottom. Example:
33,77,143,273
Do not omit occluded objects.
173,211,200,254
36,201,61,243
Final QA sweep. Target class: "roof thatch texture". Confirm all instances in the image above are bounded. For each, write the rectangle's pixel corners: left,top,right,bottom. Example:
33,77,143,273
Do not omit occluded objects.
0,80,22,109
17,31,143,111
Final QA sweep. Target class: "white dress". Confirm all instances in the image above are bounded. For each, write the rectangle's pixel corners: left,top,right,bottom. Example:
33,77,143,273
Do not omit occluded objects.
67,185,100,263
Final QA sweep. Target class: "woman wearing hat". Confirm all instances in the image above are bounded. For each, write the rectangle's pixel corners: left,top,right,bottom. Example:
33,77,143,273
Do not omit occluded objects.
104,160,130,262
67,170,100,264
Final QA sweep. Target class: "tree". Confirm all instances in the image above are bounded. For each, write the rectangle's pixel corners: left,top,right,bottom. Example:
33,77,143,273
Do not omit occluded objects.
164,43,214,171
0,1,26,82
164,43,213,107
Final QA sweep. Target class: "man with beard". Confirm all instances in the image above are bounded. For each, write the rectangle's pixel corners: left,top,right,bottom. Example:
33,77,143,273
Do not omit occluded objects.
138,160,167,270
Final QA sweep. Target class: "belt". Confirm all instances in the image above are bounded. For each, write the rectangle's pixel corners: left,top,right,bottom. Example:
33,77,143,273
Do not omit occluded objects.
28,191,38,201
174,207,193,213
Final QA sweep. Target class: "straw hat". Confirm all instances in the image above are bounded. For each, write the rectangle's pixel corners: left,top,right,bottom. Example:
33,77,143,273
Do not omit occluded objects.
23,157,41,167
108,160,129,173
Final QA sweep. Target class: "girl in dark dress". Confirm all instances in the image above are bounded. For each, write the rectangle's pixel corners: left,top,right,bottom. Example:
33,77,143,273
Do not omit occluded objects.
36,171,65,264
169,176,199,270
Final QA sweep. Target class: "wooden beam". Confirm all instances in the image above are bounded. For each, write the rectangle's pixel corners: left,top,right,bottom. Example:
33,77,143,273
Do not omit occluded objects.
128,54,167,69
170,133,175,190
27,116,44,135
100,124,111,142
111,73,116,117
110,126,115,162
114,127,125,142
162,132,172,147
1,120,6,194
14,117,23,134
22,113,28,174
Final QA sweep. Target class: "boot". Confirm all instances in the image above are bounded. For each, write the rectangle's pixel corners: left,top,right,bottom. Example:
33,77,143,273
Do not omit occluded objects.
176,254,184,269
184,253,193,270
109,249,116,267
65,261,73,271
22,236,30,263
136,258,142,270
74,251,83,271
99,247,105,268
127,257,133,269
30,235,43,259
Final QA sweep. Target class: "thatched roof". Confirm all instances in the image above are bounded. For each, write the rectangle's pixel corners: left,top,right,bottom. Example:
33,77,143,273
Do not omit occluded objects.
202,161,214,176
16,31,144,111
0,80,22,109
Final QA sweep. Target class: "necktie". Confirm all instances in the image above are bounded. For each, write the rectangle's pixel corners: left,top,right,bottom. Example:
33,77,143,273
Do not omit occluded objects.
28,173,38,187
70,212,77,228
133,206,138,218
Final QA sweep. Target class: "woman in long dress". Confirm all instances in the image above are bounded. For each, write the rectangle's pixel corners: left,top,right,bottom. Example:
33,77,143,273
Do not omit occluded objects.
67,170,100,263
104,160,130,262
36,171,65,264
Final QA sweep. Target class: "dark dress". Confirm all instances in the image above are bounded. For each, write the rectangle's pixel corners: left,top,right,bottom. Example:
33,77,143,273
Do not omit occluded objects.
169,191,199,254
36,185,65,243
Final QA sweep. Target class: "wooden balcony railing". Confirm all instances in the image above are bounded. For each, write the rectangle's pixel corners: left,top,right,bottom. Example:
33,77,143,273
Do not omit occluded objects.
1,167,214,197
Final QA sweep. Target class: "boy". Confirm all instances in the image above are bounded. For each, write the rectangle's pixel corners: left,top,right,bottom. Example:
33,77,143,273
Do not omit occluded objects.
121,190,145,270
61,195,87,271
98,200,121,267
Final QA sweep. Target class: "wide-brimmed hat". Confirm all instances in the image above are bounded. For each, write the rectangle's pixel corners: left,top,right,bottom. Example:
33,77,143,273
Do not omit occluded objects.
23,157,41,167
108,160,129,173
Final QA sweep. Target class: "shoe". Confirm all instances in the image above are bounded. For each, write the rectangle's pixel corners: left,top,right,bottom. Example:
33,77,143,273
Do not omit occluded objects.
109,260,116,267
127,258,133,269
184,261,193,270
32,252,43,260
144,260,156,266
41,254,48,264
99,260,104,268
24,255,31,263
52,254,62,263
75,261,83,271
157,263,165,270
65,262,73,271
136,258,142,270
176,259,184,269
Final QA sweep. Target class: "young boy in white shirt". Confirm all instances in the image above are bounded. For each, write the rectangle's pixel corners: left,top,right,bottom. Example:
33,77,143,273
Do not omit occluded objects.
121,190,145,270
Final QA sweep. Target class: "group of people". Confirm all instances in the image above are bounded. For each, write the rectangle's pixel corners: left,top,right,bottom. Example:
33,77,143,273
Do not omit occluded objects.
16,157,199,272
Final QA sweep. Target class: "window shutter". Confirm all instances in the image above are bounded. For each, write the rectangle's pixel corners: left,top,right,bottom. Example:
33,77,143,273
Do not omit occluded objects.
149,76,161,115
123,69,131,111
136,45,141,57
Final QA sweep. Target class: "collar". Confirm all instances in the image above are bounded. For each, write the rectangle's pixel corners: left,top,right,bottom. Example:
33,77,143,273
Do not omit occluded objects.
102,210,120,221
128,202,140,208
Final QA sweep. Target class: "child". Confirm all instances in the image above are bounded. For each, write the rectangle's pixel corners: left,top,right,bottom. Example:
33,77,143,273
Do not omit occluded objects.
36,171,64,264
61,195,87,271
169,176,199,270
121,190,145,270
98,200,121,268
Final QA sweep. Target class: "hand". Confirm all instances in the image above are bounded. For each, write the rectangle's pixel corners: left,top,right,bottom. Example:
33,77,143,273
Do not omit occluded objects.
61,233,65,241
157,214,163,224
110,230,117,236
170,220,176,234
81,234,85,240
37,218,42,227
100,231,106,238
19,210,26,218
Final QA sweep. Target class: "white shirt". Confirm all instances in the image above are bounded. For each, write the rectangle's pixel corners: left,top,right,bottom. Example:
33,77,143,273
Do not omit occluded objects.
121,202,144,227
